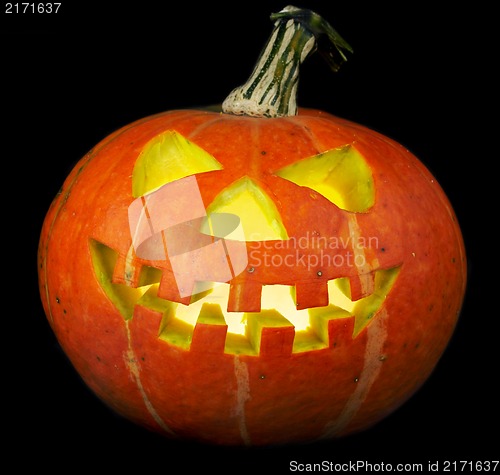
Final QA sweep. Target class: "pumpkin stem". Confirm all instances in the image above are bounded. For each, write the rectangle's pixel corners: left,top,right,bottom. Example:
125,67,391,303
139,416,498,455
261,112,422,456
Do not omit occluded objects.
222,5,353,118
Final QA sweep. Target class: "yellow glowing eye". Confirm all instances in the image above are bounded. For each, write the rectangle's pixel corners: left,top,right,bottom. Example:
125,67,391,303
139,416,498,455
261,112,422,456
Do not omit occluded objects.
132,130,223,197
274,145,375,212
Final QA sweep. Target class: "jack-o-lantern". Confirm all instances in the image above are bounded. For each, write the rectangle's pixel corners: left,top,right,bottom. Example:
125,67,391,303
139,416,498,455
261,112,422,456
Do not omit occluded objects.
38,6,466,446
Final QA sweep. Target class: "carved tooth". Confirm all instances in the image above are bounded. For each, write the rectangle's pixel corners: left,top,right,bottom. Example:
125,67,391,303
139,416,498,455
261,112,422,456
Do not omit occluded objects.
246,310,294,356
308,306,354,347
155,270,191,305
191,303,228,353
295,280,329,310
112,249,142,287
348,271,375,301
228,281,262,312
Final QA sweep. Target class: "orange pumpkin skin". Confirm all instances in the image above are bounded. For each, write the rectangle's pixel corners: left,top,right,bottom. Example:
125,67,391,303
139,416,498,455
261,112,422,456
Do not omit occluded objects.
38,107,466,446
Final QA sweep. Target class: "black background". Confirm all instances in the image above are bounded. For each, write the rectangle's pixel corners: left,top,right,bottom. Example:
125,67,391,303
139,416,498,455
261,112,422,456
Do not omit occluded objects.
3,1,495,472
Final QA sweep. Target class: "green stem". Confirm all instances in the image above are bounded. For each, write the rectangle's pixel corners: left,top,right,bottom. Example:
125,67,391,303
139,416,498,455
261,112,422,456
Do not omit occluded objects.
222,5,353,118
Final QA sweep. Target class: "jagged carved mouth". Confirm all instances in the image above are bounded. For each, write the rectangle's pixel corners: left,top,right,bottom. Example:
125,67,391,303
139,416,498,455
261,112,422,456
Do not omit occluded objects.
90,239,400,355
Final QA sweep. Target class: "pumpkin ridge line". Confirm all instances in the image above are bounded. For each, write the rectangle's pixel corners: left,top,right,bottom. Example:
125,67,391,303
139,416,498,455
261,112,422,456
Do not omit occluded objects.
322,307,389,438
281,115,326,156
183,110,226,141
42,154,93,323
124,320,175,436
233,356,252,445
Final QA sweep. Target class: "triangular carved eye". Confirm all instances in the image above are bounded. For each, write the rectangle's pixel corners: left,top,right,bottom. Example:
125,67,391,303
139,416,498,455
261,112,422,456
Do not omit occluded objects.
274,145,375,212
206,176,289,241
132,130,223,197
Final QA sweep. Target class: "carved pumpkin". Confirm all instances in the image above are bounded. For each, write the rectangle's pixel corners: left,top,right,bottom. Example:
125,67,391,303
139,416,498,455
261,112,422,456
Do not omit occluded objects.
37,6,466,446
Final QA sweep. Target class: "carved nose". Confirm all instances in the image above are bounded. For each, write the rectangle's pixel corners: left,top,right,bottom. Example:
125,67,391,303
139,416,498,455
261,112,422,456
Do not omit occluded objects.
206,176,289,242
